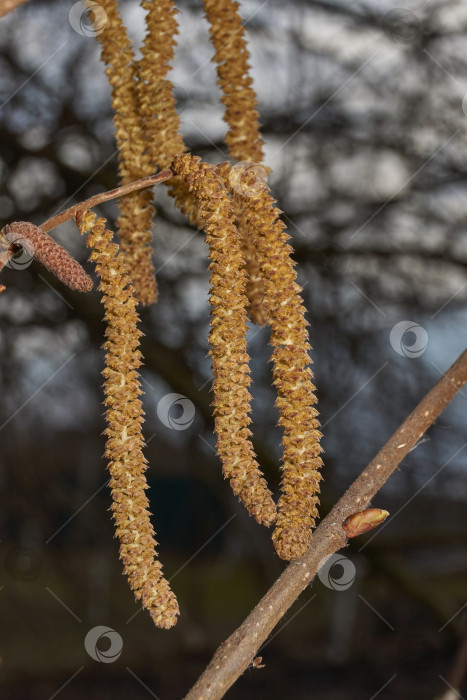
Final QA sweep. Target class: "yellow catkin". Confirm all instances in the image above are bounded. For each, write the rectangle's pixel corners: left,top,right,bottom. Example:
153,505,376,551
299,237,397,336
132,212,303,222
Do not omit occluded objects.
217,163,324,560
75,208,179,629
137,0,199,226
202,0,263,163
229,165,269,326
171,154,276,527
202,0,268,325
138,0,185,169
90,0,157,305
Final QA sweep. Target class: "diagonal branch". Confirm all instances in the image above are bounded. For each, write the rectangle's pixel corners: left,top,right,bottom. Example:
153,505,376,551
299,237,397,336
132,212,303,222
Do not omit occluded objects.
183,347,467,700
40,170,172,233
0,172,172,294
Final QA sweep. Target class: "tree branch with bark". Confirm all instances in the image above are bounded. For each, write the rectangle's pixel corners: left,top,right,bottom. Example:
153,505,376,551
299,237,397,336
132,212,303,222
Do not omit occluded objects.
184,347,467,699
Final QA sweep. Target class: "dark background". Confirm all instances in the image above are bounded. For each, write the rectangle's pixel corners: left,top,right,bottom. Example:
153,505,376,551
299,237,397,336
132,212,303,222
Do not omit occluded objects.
0,0,466,698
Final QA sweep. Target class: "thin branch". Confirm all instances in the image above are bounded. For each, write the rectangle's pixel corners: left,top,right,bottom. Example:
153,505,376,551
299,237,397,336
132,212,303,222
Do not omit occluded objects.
184,347,467,700
0,172,172,293
40,170,172,232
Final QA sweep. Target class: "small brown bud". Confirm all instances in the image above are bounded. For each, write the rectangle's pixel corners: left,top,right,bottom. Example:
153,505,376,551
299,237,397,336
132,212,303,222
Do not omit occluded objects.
343,508,389,538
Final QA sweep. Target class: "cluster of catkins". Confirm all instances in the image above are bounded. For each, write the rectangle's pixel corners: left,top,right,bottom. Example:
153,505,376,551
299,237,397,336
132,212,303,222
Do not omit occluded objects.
0,0,324,629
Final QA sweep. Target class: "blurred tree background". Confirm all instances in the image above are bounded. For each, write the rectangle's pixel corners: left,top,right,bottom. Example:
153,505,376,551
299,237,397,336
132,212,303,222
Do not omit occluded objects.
0,0,466,698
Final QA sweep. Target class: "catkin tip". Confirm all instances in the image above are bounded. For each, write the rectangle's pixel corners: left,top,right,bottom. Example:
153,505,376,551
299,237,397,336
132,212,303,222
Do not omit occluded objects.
272,525,312,561
75,207,178,629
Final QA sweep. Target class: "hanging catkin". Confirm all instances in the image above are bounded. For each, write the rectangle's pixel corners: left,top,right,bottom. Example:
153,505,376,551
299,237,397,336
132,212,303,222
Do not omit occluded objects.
76,208,179,629
202,0,268,325
90,0,158,305
138,0,185,168
138,0,200,225
202,0,263,162
171,154,276,527
217,162,324,560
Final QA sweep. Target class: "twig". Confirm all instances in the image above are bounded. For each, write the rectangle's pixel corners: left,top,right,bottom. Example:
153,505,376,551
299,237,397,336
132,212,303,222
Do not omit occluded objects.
184,347,467,700
40,170,172,232
0,172,171,293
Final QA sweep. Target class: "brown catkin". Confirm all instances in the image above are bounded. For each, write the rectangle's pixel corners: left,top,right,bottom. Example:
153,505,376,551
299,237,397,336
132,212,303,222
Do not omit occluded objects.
75,208,179,629
202,0,263,163
135,0,200,229
138,0,185,170
202,0,268,325
138,0,199,227
217,163,324,561
228,163,270,326
0,222,93,292
171,154,276,527
90,0,157,305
